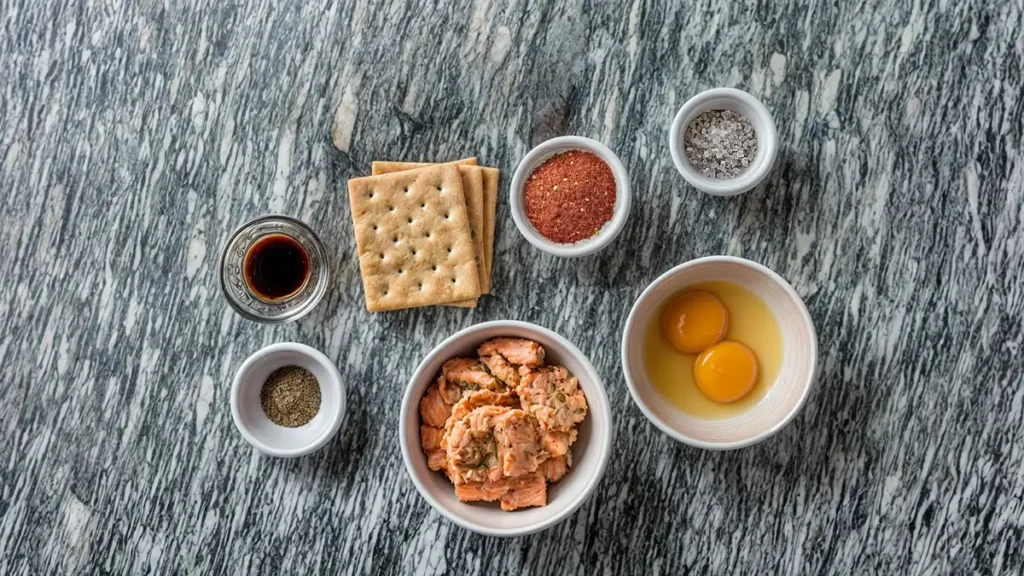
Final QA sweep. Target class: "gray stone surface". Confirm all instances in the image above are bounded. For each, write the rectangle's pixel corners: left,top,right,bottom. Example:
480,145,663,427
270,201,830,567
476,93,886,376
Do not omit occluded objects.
2,1,1023,574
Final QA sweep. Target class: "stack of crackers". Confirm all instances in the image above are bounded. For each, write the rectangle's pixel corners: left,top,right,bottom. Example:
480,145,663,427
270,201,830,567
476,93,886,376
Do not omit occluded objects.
347,158,499,312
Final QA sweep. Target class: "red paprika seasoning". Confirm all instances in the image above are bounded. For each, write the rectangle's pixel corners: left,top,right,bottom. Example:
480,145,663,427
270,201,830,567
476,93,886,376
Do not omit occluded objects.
524,150,616,244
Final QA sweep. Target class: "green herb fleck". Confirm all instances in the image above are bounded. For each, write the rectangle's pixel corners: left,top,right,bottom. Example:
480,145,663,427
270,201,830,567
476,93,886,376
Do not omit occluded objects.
458,381,479,391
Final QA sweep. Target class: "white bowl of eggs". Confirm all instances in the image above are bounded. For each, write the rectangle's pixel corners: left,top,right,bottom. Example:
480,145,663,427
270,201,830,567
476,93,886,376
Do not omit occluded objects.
620,256,818,450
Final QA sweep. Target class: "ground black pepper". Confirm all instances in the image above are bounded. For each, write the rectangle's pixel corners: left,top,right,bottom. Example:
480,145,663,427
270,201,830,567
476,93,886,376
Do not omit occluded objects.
260,366,321,427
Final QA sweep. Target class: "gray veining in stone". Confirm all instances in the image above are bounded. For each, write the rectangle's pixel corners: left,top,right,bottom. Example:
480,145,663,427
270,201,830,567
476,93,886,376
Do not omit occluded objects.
2,0,1023,574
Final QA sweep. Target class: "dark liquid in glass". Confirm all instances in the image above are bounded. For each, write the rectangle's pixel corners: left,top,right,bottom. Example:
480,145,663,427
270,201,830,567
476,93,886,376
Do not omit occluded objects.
244,234,309,300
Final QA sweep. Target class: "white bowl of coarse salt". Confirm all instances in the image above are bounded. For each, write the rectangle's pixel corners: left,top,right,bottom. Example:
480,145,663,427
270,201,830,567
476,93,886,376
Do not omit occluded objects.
669,88,778,197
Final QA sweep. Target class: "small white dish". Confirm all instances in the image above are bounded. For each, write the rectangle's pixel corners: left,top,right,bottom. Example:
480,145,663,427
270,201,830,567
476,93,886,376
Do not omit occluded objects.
510,136,631,258
400,320,613,537
231,342,346,458
621,256,817,450
669,88,778,196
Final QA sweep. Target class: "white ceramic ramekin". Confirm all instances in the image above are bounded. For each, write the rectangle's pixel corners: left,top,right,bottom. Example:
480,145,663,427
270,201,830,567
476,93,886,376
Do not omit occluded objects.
231,342,346,458
510,136,631,257
621,256,817,450
669,88,778,196
400,320,613,537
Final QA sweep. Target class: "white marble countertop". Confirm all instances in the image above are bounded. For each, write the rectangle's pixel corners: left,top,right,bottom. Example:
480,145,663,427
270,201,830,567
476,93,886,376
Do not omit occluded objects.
2,1,1023,574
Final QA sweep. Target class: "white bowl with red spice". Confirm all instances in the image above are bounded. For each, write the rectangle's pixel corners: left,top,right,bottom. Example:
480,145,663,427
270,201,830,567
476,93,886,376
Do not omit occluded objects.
510,136,631,257
669,88,778,196
230,342,346,458
399,320,613,537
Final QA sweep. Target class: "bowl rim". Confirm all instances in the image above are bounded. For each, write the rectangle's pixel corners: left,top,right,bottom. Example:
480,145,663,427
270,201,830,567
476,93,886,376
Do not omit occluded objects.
620,255,818,450
399,320,614,537
230,342,346,458
668,88,778,197
509,136,632,258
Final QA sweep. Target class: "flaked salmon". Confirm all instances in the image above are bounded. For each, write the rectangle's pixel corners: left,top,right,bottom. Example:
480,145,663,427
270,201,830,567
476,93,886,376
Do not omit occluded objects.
454,481,507,503
435,373,464,405
419,383,452,428
517,365,588,432
421,425,444,452
420,337,587,512
445,390,517,433
427,449,448,473
442,357,503,392
541,429,577,457
477,337,546,367
492,410,544,477
500,474,547,511
446,405,508,484
480,353,521,388
538,454,571,482
421,425,449,473
454,473,548,512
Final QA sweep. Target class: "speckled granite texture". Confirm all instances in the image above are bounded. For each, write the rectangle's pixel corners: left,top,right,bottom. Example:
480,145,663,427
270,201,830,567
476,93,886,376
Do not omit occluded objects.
2,0,1023,574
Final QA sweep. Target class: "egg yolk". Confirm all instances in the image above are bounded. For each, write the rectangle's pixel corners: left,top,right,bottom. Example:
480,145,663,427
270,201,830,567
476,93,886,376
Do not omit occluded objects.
693,341,759,403
661,291,729,353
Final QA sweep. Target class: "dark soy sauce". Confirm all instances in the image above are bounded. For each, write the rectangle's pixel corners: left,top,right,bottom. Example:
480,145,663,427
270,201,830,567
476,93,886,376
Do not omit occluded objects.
244,234,309,301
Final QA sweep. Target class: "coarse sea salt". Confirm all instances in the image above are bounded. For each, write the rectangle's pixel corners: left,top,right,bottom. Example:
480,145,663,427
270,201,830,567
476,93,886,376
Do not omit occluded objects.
683,110,758,179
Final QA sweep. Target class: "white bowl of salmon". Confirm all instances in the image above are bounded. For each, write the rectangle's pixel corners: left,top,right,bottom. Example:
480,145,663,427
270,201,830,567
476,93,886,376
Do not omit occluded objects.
400,321,613,537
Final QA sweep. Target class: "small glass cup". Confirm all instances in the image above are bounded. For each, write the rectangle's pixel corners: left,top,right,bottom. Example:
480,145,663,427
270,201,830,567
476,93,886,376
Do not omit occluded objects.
219,215,329,323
